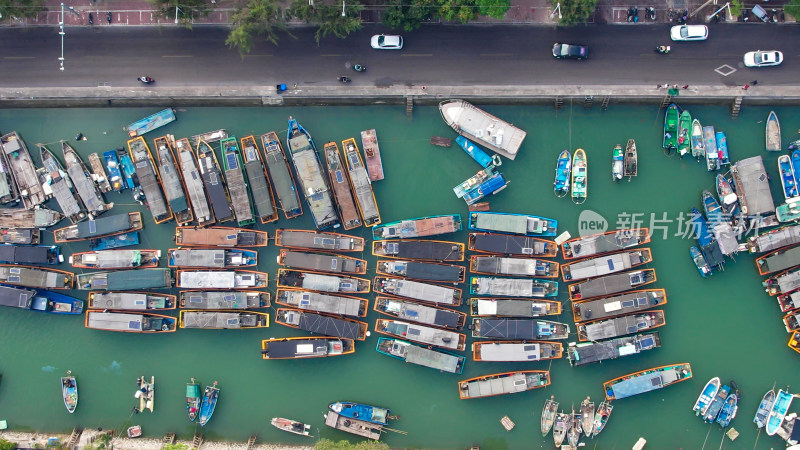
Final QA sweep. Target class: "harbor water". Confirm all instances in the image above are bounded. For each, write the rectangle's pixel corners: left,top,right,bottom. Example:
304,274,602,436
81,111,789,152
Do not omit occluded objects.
0,103,799,449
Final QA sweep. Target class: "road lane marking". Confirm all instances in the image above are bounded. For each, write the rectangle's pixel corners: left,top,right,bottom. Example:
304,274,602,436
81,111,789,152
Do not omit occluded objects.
161,55,193,58
321,54,342,57
4,57,35,60
402,54,433,57
479,53,513,57
243,54,272,57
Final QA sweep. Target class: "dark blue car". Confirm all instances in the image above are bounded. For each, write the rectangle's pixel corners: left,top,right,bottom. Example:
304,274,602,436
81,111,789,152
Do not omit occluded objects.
552,43,589,60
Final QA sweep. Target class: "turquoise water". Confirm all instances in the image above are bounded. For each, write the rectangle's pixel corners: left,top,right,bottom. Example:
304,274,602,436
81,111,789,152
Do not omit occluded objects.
0,103,798,449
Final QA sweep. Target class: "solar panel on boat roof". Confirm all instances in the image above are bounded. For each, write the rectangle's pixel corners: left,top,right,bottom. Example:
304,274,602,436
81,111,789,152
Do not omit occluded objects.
89,221,96,234
408,328,420,336
640,336,655,347
627,325,637,333
621,300,635,308
224,294,236,301
335,172,344,183
189,295,202,302
226,153,238,169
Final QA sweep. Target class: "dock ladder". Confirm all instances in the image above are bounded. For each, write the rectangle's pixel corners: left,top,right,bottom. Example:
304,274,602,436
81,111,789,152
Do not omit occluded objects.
583,96,593,109
246,434,258,449
406,96,413,116
161,432,176,448
66,427,82,448
601,95,611,110
554,96,564,110
731,96,743,118
192,432,203,449
659,94,672,109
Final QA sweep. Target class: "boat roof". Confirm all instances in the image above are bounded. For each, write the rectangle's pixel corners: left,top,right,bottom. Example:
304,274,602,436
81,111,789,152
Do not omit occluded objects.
171,249,231,268
381,298,461,328
91,292,158,310
762,246,800,274
472,213,552,235
243,158,276,219
566,251,647,280
700,242,725,269
81,250,145,269
379,278,458,305
180,271,258,289
403,344,461,373
0,208,62,228
473,278,554,298
569,333,660,366
0,284,35,308
476,318,566,340
279,230,361,251
182,291,263,309
610,366,682,399
182,311,258,329
324,411,382,440
265,338,341,358
575,290,664,321
0,246,51,264
573,270,652,299
753,225,800,253
732,156,775,216
462,372,543,398
0,266,67,289
475,299,554,317
439,100,527,160
477,342,547,361
711,222,739,256
583,313,660,341
74,214,134,239
775,269,800,294
283,251,360,274
390,261,462,282
565,229,646,258
381,320,462,350
378,216,460,239
472,234,552,255
0,229,38,245
180,228,261,246
87,311,146,331
282,309,362,340
474,256,545,276
377,240,462,260
280,290,363,316
286,272,360,292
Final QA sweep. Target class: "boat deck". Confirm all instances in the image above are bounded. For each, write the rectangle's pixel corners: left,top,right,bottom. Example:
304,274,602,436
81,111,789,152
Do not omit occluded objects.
473,256,557,277
261,133,302,219
0,149,19,204
0,228,39,244
579,311,664,341
78,269,171,290
564,250,651,281
573,289,666,322
127,139,170,222
471,277,558,298
242,140,277,223
63,142,108,215
471,213,554,236
470,233,557,257
40,147,84,222
125,108,176,137
180,291,269,309
0,208,62,228
379,339,463,373
278,289,365,317
361,129,384,181
190,129,228,147
323,142,361,230
608,364,690,400
174,139,213,225
377,319,465,350
343,139,380,226
89,292,171,310
56,212,141,241
0,266,71,289
568,333,660,367
181,311,265,329
563,229,649,259
281,251,362,274
196,141,234,223
75,249,151,269
154,139,191,224
569,269,656,300
221,139,254,225
760,246,800,274
178,270,264,289
475,341,562,362
288,132,338,230
376,277,460,306
472,318,569,340
87,153,112,193
769,269,800,295
277,230,363,251
377,216,460,239
0,284,35,309
278,270,367,293
2,132,46,209
376,297,462,328
378,260,464,282
750,225,800,253
170,249,250,268
472,298,559,317
325,411,382,440
460,372,547,398
0,246,57,265
373,240,464,261
731,156,775,216
439,100,526,161
279,309,365,340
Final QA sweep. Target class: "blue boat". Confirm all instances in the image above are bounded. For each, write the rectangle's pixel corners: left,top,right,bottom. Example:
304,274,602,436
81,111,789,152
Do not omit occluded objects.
125,108,176,138
702,190,723,228
0,245,62,265
690,246,711,278
753,388,776,429
468,212,557,237
463,173,509,206
455,136,497,169
328,401,391,426
692,377,720,415
716,393,738,428
792,151,800,186
117,149,144,203
778,154,799,201
89,231,140,251
703,125,719,172
30,290,84,314
198,381,219,427
702,384,730,423
766,389,794,436
690,208,713,247
715,174,740,218
554,150,571,197
103,150,125,192
715,131,730,166
376,337,466,374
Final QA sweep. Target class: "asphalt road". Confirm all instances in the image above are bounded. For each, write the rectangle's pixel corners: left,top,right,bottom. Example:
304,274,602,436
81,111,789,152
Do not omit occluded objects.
0,24,797,88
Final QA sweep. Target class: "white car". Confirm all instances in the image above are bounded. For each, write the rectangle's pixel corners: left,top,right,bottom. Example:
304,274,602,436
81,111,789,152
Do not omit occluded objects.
744,50,783,67
670,25,709,41
371,34,403,50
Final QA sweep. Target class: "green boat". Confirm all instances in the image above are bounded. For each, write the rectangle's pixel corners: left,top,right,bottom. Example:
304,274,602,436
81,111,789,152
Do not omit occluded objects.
663,104,679,154
677,110,692,158
187,378,201,422
571,149,587,205
220,137,256,227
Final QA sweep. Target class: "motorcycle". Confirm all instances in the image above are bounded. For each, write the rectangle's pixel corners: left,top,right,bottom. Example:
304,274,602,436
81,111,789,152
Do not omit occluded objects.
88,12,93,25
646,7,656,21
337,76,351,83
107,12,112,24
678,9,688,24
655,46,671,54
353,64,366,73
627,6,639,22
137,76,155,85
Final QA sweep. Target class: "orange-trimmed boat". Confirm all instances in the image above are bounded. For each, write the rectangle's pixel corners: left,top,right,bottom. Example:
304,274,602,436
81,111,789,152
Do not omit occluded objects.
568,269,657,301
763,267,800,296
472,341,562,362
470,255,559,278
458,371,550,399
275,229,364,252
176,269,268,289
54,212,143,243
782,309,800,332
372,240,465,262
261,336,355,359
469,298,561,317
377,259,465,283
88,291,176,310
277,268,370,294
374,296,467,329
789,331,800,355
153,135,193,225
375,318,466,351
468,233,558,258
374,276,462,307
259,131,303,220
323,142,361,230
576,310,666,342
275,308,368,341
275,289,368,317
85,310,177,333
278,250,367,275
602,363,692,400
0,265,74,289
175,226,268,247
756,244,800,276
572,289,667,323
127,136,173,224
240,135,279,224
179,290,270,309
561,249,653,282
561,228,651,260
69,249,160,269
342,137,381,227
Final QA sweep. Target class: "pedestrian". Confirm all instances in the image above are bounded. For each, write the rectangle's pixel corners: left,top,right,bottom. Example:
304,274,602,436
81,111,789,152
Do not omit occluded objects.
751,80,758,85
673,84,679,89
661,83,669,89
743,84,750,90
682,85,689,89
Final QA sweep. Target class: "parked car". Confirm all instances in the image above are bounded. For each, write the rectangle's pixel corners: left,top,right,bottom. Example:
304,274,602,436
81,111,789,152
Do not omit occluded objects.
751,4,769,21
744,50,783,67
670,25,709,41
552,43,589,60
371,34,403,50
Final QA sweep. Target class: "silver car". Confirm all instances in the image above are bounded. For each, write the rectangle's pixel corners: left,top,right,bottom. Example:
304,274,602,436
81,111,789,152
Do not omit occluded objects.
744,50,783,67
670,25,709,41
371,34,403,50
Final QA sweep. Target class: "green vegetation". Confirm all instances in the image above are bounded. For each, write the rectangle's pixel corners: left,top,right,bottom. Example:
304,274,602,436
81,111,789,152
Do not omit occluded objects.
0,437,15,450
226,0,287,53
383,0,509,31
148,0,210,26
314,439,390,450
0,0,46,21
785,2,800,21
729,0,743,19
287,0,363,43
551,0,597,25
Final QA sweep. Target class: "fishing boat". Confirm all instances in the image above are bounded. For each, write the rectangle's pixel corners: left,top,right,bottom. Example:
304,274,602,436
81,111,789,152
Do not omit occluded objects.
571,289,666,322
567,333,661,367
103,150,125,192
0,139,20,204
690,119,704,160
591,402,614,438
561,248,652,281
195,139,234,223
127,137,172,224
260,132,302,220
703,125,720,171
177,269,267,289
458,371,549,399
70,249,160,269
199,382,219,427
469,212,556,237
754,388,776,429
88,291,175,311
87,153,112,193
553,413,569,447
375,214,461,240
38,145,87,224
576,310,665,342
180,290,270,309
471,318,570,340
690,208,714,249
611,144,623,181
376,337,466,374
561,228,651,259
0,244,60,265
377,259,465,283
663,104,679,154
454,166,497,199
777,201,800,224
470,276,559,298
716,174,739,217
568,408,582,449
571,149,587,204
0,208,61,229
168,248,257,268
0,285,81,314
624,139,638,178
468,233,558,258
568,268,657,301
693,377,721,416
77,268,172,290
764,267,800,296
286,117,339,230
541,396,558,437
756,244,800,275
261,336,354,359
324,411,383,441
277,308,368,341
375,297,466,328
455,136,497,168
117,148,142,201
125,108,176,137
374,276,461,306
581,397,595,437
323,142,361,230
61,370,77,413
55,212,142,243
240,135,278,224
779,291,800,313
174,138,214,226
470,297,561,317
191,129,228,146
703,384,731,423
220,137,256,226
766,110,781,151
716,393,738,427
375,318,466,350
779,155,799,200
278,250,366,274
85,311,176,333
179,310,269,329
0,265,73,289
275,229,364,252
271,418,313,437
175,226,268,247
470,255,559,278
0,228,40,245
472,340,562,361
462,172,509,206
329,402,392,426
153,136,193,225
277,268,369,293
439,99,527,160
766,389,795,436
716,131,730,166
553,149,571,197
702,190,724,227
783,310,800,332
603,363,692,400
186,378,201,422
89,231,139,251
342,137,380,227
373,239,465,261
677,110,692,158
1,132,47,209
361,129,385,181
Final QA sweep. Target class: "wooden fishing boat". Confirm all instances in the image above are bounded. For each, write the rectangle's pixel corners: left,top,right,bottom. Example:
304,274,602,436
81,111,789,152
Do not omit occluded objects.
541,396,558,437
703,125,720,171
277,308,368,340
176,269,268,289
271,418,313,437
0,228,40,245
278,250,366,274
454,166,495,199
376,337,465,374
168,248,257,268
469,212,554,237
361,129,385,181
783,309,800,332
277,268,370,293
374,296,467,329
286,117,339,230
663,103,679,154
0,286,83,314
179,310,269,329
568,408,581,449
756,244,800,275
462,171,509,206
611,144,624,181
174,138,214,226
581,397,595,437
569,268,657,301
127,136,172,224
0,207,61,229
715,131,730,166
439,99,527,161
0,265,73,289
753,387,776,429
342,137,381,227
0,137,20,204
103,150,125,192
1,132,47,209
323,141,361,230
0,244,60,265
763,266,800,296
77,268,173,290
469,297,561,317
260,131,303,219
275,229,364,252
377,259,465,283
693,377,721,416
603,363,692,400
779,154,799,200
458,370,550,399
87,152,112,193
577,310,665,342
470,255,559,278
38,144,87,224
376,214,461,240
375,318,466,350
591,401,614,438
456,132,501,168
553,149,571,197
766,389,793,436
468,232,558,258
275,288,367,317
373,239,465,261
766,110,781,151
70,249,160,269
470,317,570,340
195,139,234,223
571,148,587,204
239,135,278,224
89,231,140,251
175,226,268,247
561,248,653,281
261,336,355,359
180,290,270,309
199,382,219,427
677,110,692,158
136,375,155,413
116,148,142,201
220,137,256,226
778,290,800,313
61,370,77,413
85,311,177,333
186,378,201,422
788,331,800,356
324,411,383,441
55,212,142,243
553,413,568,447
561,228,650,260
153,136,193,225
125,108,175,137
473,340,562,362
470,276,559,298
191,129,228,146
88,291,176,310
374,276,461,307
690,119,704,160
572,289,666,323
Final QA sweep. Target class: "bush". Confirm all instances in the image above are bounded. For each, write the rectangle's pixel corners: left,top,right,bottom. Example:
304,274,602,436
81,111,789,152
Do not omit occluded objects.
0,437,15,450
314,438,390,450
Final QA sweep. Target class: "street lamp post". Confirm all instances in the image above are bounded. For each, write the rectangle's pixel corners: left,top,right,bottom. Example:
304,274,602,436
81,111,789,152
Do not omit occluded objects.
550,2,562,20
175,5,183,24
341,0,346,17
59,3,81,72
